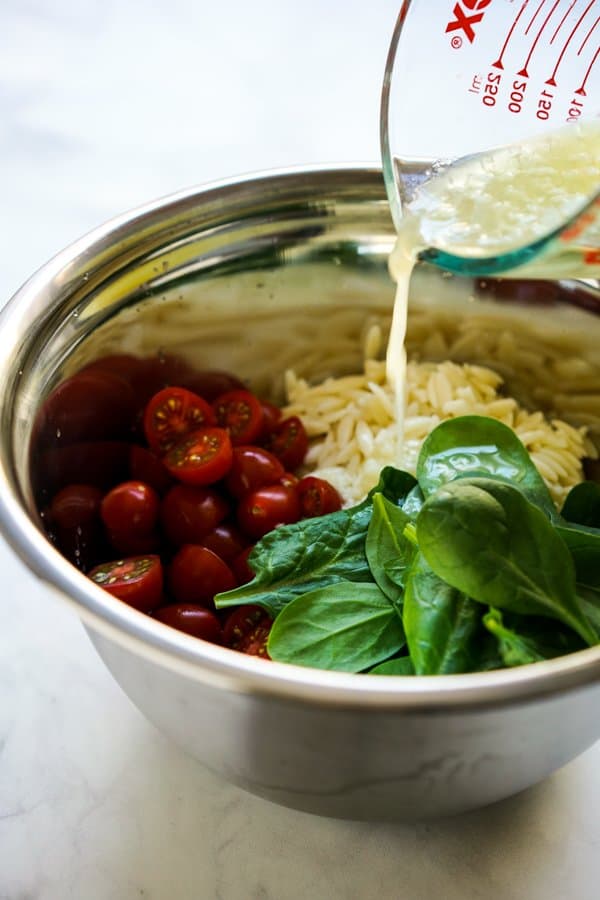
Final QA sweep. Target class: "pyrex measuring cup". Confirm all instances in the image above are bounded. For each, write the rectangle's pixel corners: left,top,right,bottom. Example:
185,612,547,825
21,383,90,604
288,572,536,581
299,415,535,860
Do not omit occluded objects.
381,0,600,279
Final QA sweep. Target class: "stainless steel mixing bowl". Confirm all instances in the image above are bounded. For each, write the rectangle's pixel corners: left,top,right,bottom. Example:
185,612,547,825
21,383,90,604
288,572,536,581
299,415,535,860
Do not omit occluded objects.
1,167,600,821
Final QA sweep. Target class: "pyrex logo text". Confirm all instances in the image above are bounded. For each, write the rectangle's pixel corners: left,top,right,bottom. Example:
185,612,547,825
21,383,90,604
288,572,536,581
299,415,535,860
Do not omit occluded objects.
445,0,492,44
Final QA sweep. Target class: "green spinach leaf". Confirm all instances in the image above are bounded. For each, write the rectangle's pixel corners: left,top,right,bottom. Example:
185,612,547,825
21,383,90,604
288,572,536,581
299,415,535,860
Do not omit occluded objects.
214,499,374,617
369,657,415,675
416,477,598,647
403,551,485,674
556,523,600,588
578,584,600,638
561,481,600,528
366,493,415,606
416,416,556,516
400,484,425,519
266,582,405,673
483,608,584,667
370,466,417,504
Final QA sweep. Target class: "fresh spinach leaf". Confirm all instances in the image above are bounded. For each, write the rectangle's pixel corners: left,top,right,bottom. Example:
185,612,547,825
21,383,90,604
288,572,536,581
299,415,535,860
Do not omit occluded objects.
416,477,598,647
561,481,600,528
214,499,375,617
403,551,485,674
578,584,600,638
370,466,417,504
556,523,600,588
366,493,415,606
400,484,425,519
266,582,405,673
483,608,584,667
416,416,555,517
369,657,415,675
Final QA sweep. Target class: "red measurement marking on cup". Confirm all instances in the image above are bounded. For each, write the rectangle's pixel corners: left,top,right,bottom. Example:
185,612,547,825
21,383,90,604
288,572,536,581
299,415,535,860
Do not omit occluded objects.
550,1,577,43
525,0,549,35
492,1,530,69
575,43,600,94
578,13,600,52
518,0,562,77
546,0,597,85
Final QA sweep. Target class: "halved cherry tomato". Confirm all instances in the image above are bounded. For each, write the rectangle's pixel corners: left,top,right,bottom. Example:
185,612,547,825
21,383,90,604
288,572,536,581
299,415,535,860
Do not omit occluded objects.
169,545,236,606
88,555,163,611
297,476,342,517
129,445,173,495
265,416,308,469
237,484,301,538
163,428,233,486
144,387,215,455
202,522,249,562
223,604,272,657
160,484,229,546
213,390,264,445
154,603,223,643
101,480,160,535
225,445,285,498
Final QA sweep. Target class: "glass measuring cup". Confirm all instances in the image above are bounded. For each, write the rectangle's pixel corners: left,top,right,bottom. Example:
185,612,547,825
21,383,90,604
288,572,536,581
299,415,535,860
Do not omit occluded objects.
381,0,600,279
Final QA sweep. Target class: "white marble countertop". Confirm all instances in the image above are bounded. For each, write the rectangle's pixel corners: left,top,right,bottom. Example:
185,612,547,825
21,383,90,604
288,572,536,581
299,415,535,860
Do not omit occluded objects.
1,3,599,898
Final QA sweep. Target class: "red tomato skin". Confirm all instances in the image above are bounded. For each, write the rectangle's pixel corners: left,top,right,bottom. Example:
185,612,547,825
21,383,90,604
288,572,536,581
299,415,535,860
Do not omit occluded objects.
50,484,103,530
160,485,229,546
201,522,249,563
213,390,264,446
231,546,256,585
34,441,131,501
225,446,285,498
106,528,160,557
259,401,283,438
101,481,160,535
169,545,236,606
183,370,245,402
163,428,233,486
129,445,173,495
297,476,342,517
88,555,163,611
153,604,223,643
35,370,137,447
143,386,216,455
223,604,272,657
265,416,309,469
237,484,301,539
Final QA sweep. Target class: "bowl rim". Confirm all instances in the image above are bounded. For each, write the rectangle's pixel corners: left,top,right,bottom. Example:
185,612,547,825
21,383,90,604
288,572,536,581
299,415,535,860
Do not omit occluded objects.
2,163,600,711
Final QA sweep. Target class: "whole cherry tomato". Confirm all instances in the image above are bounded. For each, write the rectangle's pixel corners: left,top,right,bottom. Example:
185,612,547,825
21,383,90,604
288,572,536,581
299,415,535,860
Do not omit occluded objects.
160,484,229,546
213,390,264,445
297,476,342,517
153,604,223,643
144,386,216,455
223,604,272,657
183,370,245,402
129,445,173,495
163,427,233,486
231,545,256,585
265,416,308,469
101,481,160,535
88,555,163,611
201,521,249,562
35,370,136,447
35,441,131,501
224,445,285,498
237,484,301,538
169,545,236,606
50,484,103,530
259,401,282,438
